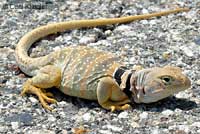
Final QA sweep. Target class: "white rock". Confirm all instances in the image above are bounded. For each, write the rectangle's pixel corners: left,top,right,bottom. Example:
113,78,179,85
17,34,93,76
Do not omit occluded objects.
26,130,55,134
106,125,122,132
161,109,174,117
175,91,191,99
191,122,200,127
28,97,38,104
0,126,6,133
180,46,194,57
141,20,149,25
174,108,183,113
142,8,149,14
131,121,140,128
105,30,112,36
79,36,96,44
82,113,92,122
178,125,190,133
57,101,68,107
196,80,200,85
98,130,112,134
11,122,19,129
48,115,56,122
149,20,157,25
53,46,61,51
151,128,160,134
118,111,128,119
139,112,148,120
115,25,132,32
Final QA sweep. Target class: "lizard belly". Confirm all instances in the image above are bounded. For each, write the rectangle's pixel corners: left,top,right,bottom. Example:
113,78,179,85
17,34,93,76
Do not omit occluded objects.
59,46,121,100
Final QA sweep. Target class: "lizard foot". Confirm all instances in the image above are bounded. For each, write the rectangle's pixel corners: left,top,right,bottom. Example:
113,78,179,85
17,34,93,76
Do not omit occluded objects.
110,104,131,112
21,80,57,110
41,89,54,98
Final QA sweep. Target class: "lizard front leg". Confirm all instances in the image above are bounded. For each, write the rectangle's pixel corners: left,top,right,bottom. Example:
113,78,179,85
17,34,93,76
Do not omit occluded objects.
21,65,61,110
97,77,131,112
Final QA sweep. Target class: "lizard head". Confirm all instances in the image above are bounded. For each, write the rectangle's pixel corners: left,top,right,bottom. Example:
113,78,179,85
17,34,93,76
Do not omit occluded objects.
130,66,191,103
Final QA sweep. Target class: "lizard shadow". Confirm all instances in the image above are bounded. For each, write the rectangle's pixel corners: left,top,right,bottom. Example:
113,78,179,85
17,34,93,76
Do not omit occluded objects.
51,88,198,112
133,96,198,112
50,88,101,110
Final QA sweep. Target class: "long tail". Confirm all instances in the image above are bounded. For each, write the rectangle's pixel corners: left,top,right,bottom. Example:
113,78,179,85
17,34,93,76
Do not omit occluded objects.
15,8,189,76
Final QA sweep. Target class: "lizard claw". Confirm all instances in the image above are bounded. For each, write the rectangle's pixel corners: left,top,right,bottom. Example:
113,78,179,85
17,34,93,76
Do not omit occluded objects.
121,104,131,110
110,106,116,112
21,80,57,110
110,104,131,112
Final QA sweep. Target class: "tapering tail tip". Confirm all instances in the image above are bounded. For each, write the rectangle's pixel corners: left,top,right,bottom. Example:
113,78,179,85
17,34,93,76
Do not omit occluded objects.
178,7,190,12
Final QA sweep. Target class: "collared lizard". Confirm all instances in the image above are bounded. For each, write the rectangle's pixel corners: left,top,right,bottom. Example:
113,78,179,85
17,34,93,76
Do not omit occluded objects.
16,8,191,111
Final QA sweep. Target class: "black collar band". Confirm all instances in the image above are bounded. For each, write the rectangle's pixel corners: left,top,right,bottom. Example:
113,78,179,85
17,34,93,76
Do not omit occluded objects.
113,67,135,103
113,66,127,86
123,73,133,100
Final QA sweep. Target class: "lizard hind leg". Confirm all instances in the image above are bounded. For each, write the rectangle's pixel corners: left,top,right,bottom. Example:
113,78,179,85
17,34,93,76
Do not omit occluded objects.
21,65,61,110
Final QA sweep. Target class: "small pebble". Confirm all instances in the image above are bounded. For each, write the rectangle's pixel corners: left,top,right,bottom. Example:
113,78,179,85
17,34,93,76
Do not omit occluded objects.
139,112,148,120
48,115,56,122
191,122,200,127
29,97,38,104
11,122,19,129
79,36,96,44
161,109,174,117
105,125,122,132
82,113,92,122
118,111,128,119
180,46,194,57
196,80,200,86
131,121,140,128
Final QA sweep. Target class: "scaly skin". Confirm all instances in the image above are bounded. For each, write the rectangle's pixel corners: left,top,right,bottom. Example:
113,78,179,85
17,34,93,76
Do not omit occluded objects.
16,8,191,111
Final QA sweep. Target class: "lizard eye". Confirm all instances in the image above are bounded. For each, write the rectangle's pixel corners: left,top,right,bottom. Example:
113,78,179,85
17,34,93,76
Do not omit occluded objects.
160,76,173,85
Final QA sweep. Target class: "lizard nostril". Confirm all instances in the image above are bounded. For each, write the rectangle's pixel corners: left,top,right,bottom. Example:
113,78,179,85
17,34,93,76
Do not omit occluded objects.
142,87,145,95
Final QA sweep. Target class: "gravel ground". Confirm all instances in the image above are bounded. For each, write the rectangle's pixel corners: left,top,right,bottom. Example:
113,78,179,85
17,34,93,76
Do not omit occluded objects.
0,0,200,134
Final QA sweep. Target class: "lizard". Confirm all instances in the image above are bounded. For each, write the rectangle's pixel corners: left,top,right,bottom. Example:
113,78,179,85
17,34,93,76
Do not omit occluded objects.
15,7,191,111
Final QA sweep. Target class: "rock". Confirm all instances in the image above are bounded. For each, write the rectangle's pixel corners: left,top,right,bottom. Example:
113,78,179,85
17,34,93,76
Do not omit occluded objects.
178,125,190,134
26,130,55,134
105,125,122,132
149,20,157,25
114,25,132,32
141,20,149,25
180,46,194,57
196,80,200,86
82,113,92,122
139,112,148,120
131,121,140,128
98,129,112,134
161,109,174,117
29,97,38,104
194,38,200,45
57,101,68,107
151,128,160,134
105,30,112,36
142,8,149,14
118,111,128,119
162,51,171,60
11,122,19,129
79,36,96,44
175,91,191,99
5,113,33,125
48,115,56,122
191,122,200,127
